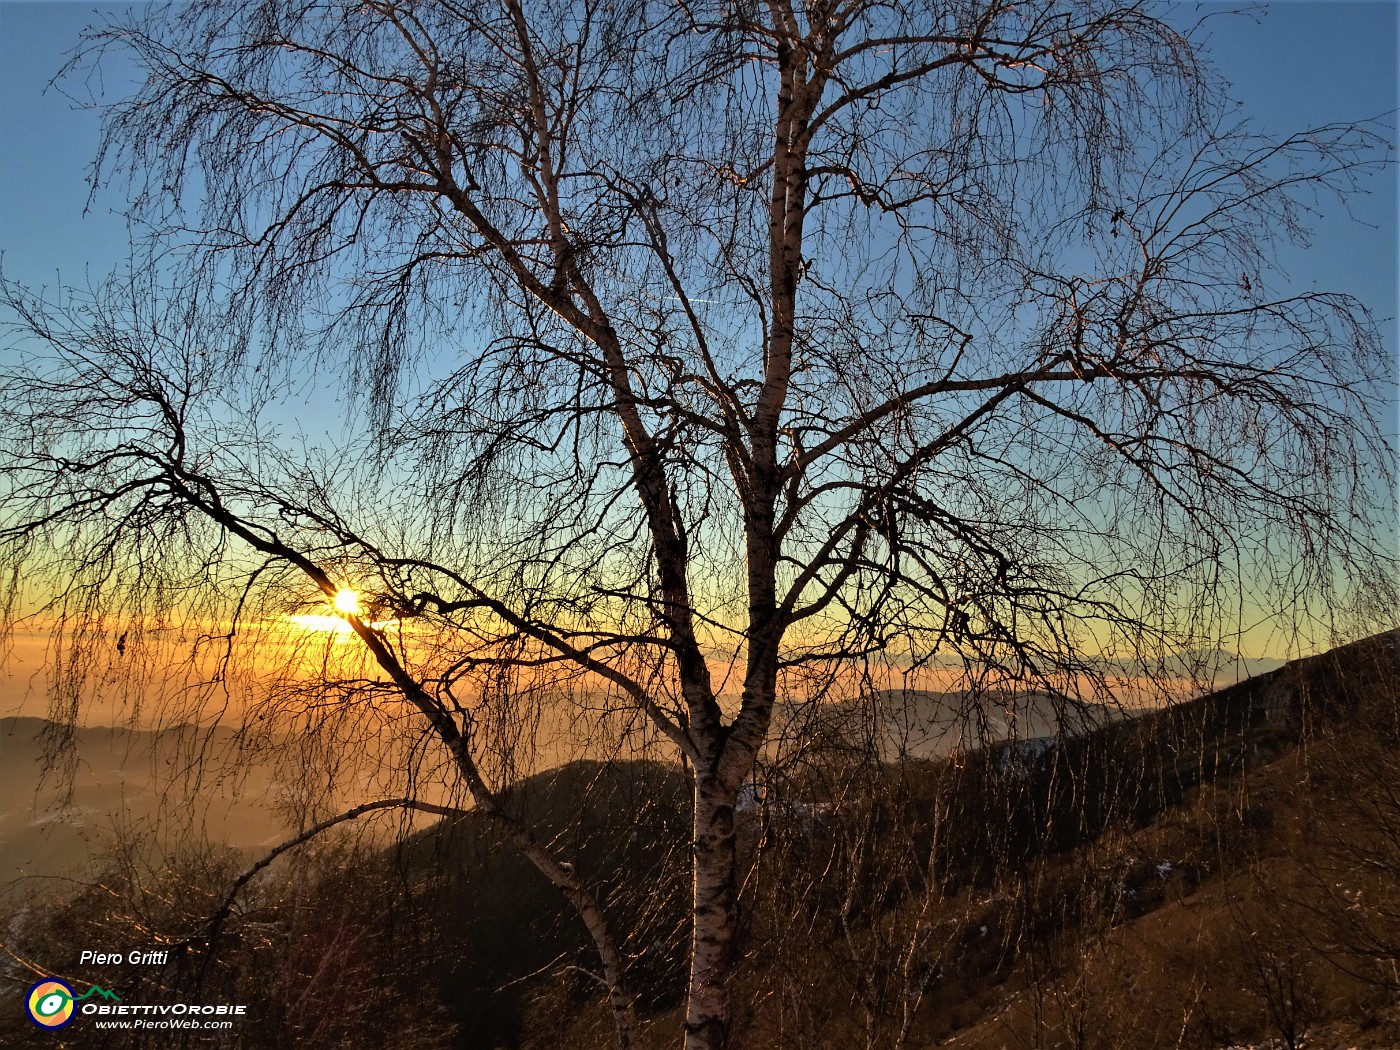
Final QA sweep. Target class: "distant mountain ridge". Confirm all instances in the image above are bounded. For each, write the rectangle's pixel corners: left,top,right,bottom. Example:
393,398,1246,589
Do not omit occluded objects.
771,687,1118,761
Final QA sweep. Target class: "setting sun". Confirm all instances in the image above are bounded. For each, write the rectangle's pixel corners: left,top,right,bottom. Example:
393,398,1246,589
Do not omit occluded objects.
286,588,374,633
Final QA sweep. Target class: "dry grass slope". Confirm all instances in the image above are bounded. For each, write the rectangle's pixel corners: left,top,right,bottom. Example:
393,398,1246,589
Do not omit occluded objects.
521,630,1400,1049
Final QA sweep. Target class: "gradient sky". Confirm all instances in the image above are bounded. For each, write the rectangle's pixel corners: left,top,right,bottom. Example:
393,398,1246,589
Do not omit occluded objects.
0,1,1396,670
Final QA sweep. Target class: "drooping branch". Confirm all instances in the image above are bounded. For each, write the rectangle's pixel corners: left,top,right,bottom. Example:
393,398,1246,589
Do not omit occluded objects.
198,796,471,944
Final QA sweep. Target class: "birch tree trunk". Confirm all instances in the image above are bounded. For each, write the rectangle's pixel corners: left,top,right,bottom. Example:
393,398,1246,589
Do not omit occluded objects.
685,775,742,1050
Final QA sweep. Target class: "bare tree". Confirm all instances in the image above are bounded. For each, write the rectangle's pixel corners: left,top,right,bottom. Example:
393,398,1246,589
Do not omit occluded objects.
2,0,1395,1046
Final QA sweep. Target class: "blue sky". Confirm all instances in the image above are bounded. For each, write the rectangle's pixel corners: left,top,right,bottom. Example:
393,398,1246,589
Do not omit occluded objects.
1,1,1394,349
0,2,138,287
0,2,1394,463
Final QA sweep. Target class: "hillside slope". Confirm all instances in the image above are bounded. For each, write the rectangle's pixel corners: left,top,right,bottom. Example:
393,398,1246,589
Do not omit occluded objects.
512,630,1400,1049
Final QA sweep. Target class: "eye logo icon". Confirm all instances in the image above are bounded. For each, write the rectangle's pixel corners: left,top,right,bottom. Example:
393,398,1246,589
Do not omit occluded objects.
26,980,76,1029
